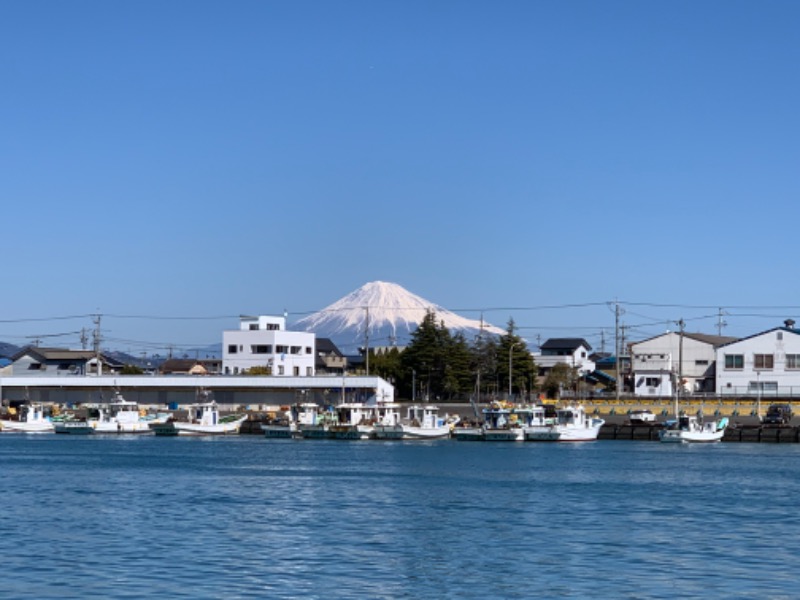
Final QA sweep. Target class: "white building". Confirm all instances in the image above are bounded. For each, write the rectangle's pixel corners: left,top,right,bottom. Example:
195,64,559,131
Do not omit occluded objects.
630,332,736,397
716,320,800,397
535,338,595,376
222,315,315,376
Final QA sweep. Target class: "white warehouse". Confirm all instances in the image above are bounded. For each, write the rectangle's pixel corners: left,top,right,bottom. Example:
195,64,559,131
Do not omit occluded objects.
223,315,315,376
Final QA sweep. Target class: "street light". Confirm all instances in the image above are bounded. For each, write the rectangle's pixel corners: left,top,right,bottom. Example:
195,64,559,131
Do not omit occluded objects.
508,342,522,400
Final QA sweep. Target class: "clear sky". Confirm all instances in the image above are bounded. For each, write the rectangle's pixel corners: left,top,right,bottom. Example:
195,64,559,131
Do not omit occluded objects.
1,1,799,356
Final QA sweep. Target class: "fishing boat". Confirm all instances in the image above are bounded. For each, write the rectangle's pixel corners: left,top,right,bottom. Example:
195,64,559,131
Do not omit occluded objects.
86,392,162,434
373,404,456,440
482,402,525,441
0,403,54,433
152,394,246,436
261,403,325,438
295,404,338,439
53,417,95,435
525,405,604,442
659,415,728,443
328,402,393,440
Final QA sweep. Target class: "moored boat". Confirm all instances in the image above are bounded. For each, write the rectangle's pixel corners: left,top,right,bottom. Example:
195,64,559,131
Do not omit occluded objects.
87,392,163,434
0,403,54,433
153,395,246,436
659,415,727,443
482,402,524,441
525,405,604,442
373,404,456,440
53,418,95,435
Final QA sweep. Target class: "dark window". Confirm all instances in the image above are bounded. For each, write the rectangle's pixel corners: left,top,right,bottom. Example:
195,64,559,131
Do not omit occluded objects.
228,345,238,354
725,354,744,369
754,354,774,370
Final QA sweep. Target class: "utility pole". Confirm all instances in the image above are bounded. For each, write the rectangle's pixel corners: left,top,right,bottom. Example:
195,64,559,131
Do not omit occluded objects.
677,318,685,405
717,308,727,336
364,306,370,376
92,314,102,376
615,301,621,402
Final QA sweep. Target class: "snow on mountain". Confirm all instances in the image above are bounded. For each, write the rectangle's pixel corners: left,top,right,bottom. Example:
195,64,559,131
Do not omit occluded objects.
293,281,505,352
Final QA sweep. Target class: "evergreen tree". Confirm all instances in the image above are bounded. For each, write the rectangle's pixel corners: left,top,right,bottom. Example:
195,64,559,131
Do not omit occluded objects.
497,318,537,401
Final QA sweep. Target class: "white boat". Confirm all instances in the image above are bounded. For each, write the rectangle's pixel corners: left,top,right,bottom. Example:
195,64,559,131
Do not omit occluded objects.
329,402,394,440
261,403,320,438
482,402,525,441
0,403,54,433
659,415,728,443
525,405,604,442
153,398,247,436
373,405,456,440
87,392,162,434
629,409,657,424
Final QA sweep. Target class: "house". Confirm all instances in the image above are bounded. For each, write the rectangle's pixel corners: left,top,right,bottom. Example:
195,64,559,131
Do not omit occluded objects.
716,320,800,397
222,315,315,376
5,347,125,377
630,332,737,396
160,358,222,375
315,338,347,374
536,338,595,377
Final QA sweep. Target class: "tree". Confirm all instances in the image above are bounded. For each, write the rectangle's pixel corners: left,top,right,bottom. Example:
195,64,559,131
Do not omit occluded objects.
542,363,578,399
496,318,537,400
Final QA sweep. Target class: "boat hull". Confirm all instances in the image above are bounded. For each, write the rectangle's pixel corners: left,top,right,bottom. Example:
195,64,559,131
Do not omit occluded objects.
0,420,54,433
373,424,452,440
659,430,724,443
483,428,525,442
53,421,95,435
452,427,485,441
153,416,246,436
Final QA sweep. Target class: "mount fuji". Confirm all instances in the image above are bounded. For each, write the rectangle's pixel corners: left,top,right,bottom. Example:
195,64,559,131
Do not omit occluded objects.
293,281,505,353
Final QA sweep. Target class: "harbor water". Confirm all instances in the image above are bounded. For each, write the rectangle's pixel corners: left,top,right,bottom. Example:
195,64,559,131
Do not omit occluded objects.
1,436,798,599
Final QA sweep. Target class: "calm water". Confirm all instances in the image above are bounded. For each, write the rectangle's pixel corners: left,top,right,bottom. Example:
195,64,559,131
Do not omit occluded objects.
0,435,797,599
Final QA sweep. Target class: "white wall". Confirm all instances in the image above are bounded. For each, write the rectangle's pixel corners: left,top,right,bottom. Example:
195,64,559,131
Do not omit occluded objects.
630,333,718,396
716,328,800,396
223,328,315,376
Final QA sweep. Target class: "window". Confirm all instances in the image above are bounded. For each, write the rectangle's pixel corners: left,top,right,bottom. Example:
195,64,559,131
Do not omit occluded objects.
724,354,744,369
293,366,300,376
291,346,301,355
249,324,258,330
754,354,774,370
227,345,238,354
777,332,783,340
28,363,42,370
306,366,313,376
695,360,709,366
645,377,660,387
787,354,800,370
251,345,272,354
278,365,285,375
749,381,778,392
276,345,288,354
305,347,312,354
267,323,279,331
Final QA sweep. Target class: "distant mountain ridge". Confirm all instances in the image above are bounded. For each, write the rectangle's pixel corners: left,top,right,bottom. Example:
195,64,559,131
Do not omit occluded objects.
0,342,20,359
293,281,504,353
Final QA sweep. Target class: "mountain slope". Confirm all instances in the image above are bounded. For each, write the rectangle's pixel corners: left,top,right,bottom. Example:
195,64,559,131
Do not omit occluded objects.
294,281,504,352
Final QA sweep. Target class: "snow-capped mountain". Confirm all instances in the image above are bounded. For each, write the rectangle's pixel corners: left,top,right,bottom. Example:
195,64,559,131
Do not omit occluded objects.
293,281,505,352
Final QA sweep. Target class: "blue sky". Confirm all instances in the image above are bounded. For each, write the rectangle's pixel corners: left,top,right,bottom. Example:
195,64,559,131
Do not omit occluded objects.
1,1,799,355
